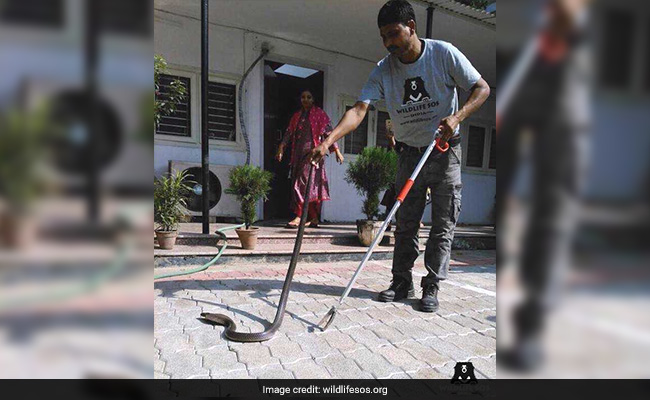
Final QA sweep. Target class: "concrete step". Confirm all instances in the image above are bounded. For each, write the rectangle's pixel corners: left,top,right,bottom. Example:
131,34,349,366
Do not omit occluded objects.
154,223,495,268
172,231,361,246
154,242,395,268
163,223,496,247
154,234,495,268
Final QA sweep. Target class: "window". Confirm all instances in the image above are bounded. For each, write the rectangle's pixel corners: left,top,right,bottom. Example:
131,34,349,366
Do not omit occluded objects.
375,111,392,149
488,128,496,169
207,81,237,142
97,0,152,37
156,74,191,137
600,9,636,89
339,99,391,155
0,0,64,28
466,125,486,168
343,105,368,154
463,124,496,172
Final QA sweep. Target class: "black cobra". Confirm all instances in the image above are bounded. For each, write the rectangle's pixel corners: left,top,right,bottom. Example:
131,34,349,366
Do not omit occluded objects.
200,163,315,342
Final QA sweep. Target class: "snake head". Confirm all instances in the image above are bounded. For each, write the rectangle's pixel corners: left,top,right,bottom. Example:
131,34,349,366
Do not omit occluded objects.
200,312,215,320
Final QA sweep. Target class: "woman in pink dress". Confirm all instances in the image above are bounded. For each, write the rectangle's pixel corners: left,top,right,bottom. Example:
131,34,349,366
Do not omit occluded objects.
275,90,344,228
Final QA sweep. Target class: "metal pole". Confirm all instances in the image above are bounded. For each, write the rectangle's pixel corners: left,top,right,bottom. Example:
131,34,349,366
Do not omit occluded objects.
201,0,210,234
426,5,434,39
318,129,446,331
338,130,441,303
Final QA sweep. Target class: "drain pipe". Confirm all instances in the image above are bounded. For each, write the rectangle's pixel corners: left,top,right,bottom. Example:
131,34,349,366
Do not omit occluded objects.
238,42,270,166
426,5,434,38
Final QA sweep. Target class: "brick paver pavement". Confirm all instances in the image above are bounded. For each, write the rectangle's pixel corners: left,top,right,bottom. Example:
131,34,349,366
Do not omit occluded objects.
154,251,496,379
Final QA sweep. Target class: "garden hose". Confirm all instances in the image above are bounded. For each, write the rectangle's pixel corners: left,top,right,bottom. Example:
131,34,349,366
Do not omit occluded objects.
153,224,244,281
0,204,153,311
0,243,131,311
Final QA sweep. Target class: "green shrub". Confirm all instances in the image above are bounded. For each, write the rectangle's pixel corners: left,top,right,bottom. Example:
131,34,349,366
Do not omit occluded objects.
345,147,398,220
0,106,50,212
225,165,273,229
154,54,187,131
154,170,192,232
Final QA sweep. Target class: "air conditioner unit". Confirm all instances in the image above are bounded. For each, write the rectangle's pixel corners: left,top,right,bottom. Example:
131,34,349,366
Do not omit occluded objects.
169,161,241,218
21,78,151,192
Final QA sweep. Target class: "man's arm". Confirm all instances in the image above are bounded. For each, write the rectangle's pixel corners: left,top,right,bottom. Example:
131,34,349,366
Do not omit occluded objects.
439,78,491,143
309,101,370,165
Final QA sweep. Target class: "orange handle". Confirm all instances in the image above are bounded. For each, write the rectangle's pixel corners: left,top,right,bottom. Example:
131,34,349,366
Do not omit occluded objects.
397,179,415,203
435,140,449,153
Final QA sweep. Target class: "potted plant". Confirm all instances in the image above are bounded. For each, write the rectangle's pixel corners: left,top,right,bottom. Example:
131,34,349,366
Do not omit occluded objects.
154,170,191,249
0,106,49,248
225,165,273,250
345,147,398,246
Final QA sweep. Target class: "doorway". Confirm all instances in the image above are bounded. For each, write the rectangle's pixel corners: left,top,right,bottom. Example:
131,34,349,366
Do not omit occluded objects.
263,60,324,221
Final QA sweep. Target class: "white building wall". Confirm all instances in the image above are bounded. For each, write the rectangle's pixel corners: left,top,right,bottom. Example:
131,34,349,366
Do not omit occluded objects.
154,10,496,224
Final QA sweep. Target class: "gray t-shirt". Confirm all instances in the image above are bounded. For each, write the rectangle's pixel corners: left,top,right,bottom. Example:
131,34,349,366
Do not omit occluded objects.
359,39,481,148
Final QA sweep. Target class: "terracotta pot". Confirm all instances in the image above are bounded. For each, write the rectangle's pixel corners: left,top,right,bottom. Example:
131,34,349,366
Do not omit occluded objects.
236,227,259,250
155,230,178,250
0,212,36,249
356,219,384,247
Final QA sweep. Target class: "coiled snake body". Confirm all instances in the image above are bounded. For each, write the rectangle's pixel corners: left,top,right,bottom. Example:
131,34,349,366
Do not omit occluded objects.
200,164,314,342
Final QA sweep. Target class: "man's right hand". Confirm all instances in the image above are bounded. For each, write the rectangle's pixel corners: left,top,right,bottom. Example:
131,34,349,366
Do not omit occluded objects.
310,143,329,166
308,101,369,165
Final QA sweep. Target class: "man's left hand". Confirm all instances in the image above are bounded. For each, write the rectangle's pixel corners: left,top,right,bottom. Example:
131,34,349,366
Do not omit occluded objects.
439,114,460,143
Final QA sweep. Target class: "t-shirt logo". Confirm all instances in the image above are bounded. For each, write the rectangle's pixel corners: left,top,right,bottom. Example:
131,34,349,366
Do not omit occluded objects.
402,77,431,105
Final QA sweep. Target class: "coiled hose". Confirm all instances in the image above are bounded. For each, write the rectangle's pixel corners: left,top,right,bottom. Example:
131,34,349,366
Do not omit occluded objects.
0,243,131,311
153,224,244,280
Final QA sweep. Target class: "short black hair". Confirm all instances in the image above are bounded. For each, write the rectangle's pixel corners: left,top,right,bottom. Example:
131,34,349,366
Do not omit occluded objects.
377,0,416,29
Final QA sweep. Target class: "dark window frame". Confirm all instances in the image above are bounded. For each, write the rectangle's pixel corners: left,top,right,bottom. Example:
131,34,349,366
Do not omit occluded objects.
155,74,192,138
488,127,496,170
599,8,636,90
207,80,237,142
466,125,487,169
0,0,64,29
462,123,496,173
96,0,153,38
375,110,392,150
343,105,369,155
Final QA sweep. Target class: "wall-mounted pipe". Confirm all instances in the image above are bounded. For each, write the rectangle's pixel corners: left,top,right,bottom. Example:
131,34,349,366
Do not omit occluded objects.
238,42,270,166
426,5,434,38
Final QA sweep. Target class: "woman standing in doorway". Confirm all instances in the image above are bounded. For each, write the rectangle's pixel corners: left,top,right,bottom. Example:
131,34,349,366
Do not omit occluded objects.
275,90,344,228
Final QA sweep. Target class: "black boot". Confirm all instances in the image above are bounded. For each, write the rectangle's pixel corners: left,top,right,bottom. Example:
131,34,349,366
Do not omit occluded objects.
497,336,544,372
420,282,439,313
498,301,545,372
378,277,414,302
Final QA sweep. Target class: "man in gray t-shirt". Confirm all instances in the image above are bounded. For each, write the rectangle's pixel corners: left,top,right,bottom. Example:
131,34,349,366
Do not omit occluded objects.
358,38,482,148
309,0,490,313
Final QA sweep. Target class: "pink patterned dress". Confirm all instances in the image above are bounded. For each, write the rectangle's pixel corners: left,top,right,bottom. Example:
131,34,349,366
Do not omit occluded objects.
280,106,338,217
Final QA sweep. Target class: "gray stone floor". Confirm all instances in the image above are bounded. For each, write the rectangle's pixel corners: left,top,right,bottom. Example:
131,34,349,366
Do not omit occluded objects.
154,251,496,379
498,264,650,379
